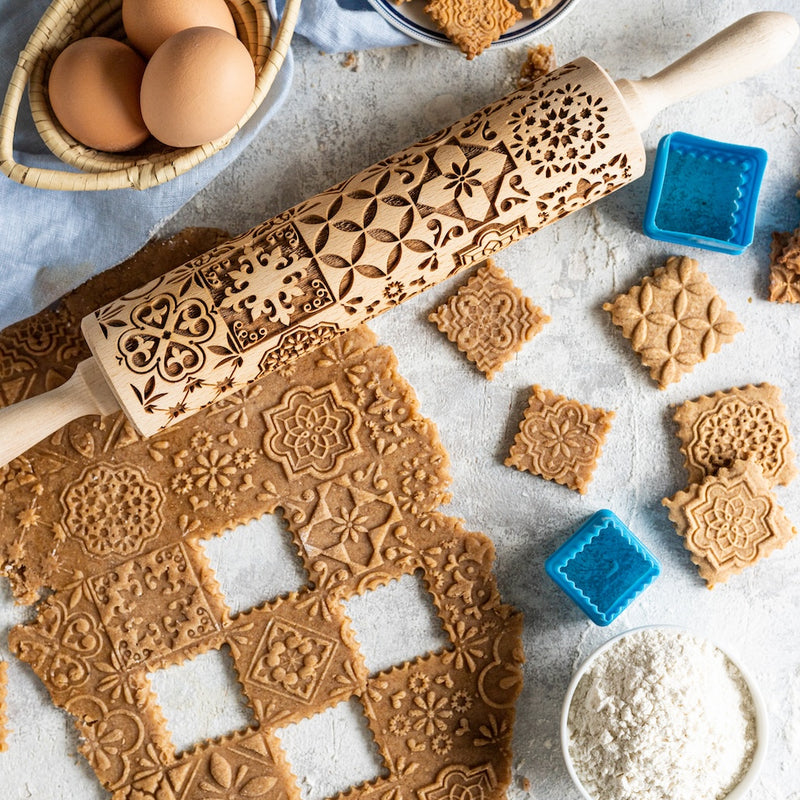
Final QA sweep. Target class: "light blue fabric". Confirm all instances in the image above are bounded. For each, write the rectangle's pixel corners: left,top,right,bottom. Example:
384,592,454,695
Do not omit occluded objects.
280,0,414,52
0,0,411,331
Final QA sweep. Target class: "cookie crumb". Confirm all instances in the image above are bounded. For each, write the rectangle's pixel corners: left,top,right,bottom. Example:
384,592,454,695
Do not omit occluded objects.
518,43,556,87
341,51,360,71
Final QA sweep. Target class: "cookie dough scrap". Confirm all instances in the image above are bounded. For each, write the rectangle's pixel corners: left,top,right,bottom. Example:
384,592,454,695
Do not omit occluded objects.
429,259,550,379
769,228,800,303
518,43,556,88
1,229,525,800
0,661,7,752
425,0,522,59
505,386,614,493
603,256,743,389
518,0,558,19
663,459,797,587
673,383,797,487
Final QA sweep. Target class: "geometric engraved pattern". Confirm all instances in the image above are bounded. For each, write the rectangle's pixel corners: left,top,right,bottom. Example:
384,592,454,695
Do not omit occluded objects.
2,230,525,800
85,59,644,437
262,385,360,480
603,256,743,389
62,462,164,558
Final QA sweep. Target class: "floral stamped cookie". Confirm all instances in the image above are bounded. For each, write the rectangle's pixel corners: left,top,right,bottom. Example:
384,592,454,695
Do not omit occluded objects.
673,383,797,487
505,386,614,493
425,0,522,59
429,259,550,380
769,227,800,303
603,256,743,388
663,459,798,586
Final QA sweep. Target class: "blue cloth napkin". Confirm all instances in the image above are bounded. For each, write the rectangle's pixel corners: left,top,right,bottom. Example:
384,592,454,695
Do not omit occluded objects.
0,0,412,331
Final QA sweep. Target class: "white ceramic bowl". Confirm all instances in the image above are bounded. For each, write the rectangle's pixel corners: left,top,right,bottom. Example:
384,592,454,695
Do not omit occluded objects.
560,625,768,800
366,0,584,53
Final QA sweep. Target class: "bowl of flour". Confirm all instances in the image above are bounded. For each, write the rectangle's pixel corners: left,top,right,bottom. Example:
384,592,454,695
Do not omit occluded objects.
561,626,767,800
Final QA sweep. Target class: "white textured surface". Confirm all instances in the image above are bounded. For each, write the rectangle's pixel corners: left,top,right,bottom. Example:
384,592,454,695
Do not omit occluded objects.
2,1,800,798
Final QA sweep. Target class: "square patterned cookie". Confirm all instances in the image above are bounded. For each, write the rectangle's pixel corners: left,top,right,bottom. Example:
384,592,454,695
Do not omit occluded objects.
505,386,614,493
429,259,550,379
663,459,797,586
673,383,797,487
769,228,800,303
603,256,743,389
425,0,522,59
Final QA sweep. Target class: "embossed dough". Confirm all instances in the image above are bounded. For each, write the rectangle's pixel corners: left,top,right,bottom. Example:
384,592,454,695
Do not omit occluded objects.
1,230,524,800
603,256,743,389
673,383,797,487
428,259,550,379
505,385,614,493
663,459,797,586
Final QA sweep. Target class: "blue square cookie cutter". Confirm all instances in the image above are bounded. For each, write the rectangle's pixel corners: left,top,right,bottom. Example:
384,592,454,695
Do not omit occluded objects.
545,509,660,626
643,132,768,255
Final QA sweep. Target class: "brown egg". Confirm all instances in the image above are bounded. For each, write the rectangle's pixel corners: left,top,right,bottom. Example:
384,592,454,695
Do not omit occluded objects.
122,0,237,58
48,37,149,152
140,26,255,148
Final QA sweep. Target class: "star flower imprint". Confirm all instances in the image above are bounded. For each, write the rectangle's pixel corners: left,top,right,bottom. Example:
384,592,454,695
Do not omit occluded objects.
262,385,360,479
417,144,508,223
505,386,614,493
663,459,797,586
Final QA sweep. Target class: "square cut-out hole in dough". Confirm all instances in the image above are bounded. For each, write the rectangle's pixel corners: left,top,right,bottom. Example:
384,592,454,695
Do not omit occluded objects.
276,697,386,800
148,645,253,754
342,571,449,674
202,512,308,616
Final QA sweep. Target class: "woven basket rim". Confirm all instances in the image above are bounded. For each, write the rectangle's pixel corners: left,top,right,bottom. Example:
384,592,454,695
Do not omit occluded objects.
0,0,301,190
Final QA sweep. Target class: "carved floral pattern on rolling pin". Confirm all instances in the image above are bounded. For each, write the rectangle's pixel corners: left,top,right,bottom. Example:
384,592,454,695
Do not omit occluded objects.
85,59,644,436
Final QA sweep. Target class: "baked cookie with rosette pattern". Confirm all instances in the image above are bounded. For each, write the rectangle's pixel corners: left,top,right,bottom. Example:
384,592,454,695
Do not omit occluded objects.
663,459,797,586
428,259,550,380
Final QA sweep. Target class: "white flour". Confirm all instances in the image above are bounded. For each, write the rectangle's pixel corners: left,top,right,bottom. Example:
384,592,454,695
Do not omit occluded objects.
567,628,757,800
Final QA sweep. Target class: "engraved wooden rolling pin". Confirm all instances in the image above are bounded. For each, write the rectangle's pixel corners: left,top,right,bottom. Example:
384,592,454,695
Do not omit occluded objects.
0,12,797,466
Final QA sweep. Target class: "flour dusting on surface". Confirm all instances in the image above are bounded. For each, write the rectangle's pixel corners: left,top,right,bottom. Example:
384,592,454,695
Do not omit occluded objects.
567,628,756,800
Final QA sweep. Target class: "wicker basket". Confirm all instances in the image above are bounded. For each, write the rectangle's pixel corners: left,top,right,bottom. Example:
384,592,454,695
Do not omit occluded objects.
0,0,301,190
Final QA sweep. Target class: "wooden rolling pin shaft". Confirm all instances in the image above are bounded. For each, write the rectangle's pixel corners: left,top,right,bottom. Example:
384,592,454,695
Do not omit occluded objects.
0,12,797,464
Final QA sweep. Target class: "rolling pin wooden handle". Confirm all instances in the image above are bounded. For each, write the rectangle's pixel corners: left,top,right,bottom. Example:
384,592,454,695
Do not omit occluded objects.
0,358,119,468
616,11,799,131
